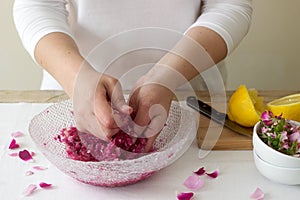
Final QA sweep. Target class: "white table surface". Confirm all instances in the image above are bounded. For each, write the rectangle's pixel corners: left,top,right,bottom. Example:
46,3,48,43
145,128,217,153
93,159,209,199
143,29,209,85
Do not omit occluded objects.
0,103,299,200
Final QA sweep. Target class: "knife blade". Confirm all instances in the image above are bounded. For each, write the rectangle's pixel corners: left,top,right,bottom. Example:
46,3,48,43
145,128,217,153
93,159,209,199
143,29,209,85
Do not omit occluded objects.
186,96,253,137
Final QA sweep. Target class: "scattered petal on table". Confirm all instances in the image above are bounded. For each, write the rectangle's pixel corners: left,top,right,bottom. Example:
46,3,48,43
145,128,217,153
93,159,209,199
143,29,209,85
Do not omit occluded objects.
33,166,48,171
250,187,264,200
19,149,33,161
177,192,194,200
39,182,52,188
25,171,34,176
22,184,37,196
9,139,20,149
206,170,218,178
8,152,18,157
183,174,204,190
11,131,24,138
31,151,35,156
194,167,205,176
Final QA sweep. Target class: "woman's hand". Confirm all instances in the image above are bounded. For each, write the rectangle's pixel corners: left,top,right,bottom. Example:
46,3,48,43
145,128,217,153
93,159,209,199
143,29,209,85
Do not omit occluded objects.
34,33,133,141
73,63,132,141
129,75,174,152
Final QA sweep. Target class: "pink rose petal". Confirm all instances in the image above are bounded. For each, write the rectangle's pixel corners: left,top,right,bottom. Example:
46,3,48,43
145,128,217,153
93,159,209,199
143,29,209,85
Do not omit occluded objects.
25,171,34,176
183,174,204,190
9,139,20,149
19,149,33,161
194,167,205,176
289,132,300,143
39,182,52,188
11,131,24,138
250,187,264,200
177,192,194,200
8,152,18,157
33,166,48,171
22,184,37,196
31,151,35,156
206,170,218,178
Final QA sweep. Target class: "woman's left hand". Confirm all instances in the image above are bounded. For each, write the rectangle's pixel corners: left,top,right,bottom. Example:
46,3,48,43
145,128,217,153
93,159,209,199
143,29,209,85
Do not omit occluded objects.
129,76,174,152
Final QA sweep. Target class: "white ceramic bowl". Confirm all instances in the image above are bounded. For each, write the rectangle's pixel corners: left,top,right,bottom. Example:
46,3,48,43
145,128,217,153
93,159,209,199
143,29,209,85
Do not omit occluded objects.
253,151,300,185
253,121,300,168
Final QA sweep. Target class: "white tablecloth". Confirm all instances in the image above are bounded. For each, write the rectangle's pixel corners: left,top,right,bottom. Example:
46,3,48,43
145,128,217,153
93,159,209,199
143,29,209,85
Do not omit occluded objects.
0,103,299,200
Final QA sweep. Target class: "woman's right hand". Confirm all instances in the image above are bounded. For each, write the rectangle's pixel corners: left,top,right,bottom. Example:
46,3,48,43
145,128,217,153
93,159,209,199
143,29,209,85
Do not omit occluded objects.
73,63,132,141
34,32,131,140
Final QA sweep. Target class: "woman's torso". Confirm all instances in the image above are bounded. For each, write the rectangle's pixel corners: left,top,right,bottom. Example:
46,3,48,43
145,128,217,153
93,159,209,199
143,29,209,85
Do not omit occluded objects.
42,1,226,90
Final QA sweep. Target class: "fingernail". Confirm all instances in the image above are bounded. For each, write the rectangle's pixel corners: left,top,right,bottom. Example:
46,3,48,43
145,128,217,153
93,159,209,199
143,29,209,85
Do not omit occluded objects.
121,105,133,114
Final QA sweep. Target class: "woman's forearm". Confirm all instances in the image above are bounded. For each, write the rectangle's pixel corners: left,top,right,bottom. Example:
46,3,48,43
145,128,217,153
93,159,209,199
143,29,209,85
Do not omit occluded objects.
185,26,228,64
144,26,227,90
34,32,84,97
163,26,227,79
144,0,252,89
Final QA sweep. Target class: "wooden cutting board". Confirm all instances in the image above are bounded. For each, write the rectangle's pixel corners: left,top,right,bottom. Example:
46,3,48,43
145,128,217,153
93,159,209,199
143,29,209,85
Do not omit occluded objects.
195,90,300,150
196,115,253,150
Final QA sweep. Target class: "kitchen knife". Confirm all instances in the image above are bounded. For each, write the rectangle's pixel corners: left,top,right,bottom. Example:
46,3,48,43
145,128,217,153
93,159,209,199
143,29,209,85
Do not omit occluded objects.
186,96,253,137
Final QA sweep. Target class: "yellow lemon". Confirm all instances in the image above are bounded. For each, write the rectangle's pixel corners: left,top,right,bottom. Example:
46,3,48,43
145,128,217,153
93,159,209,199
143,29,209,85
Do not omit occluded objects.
266,94,300,122
227,85,264,127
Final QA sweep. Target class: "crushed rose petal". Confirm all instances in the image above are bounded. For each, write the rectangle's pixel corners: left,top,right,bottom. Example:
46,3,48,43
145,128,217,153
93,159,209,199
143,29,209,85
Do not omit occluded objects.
183,174,204,190
55,125,151,162
194,167,205,176
250,187,264,200
54,127,99,162
19,149,33,161
289,132,300,143
259,111,300,157
39,182,52,188
9,139,20,149
261,111,273,126
8,152,18,157
22,184,37,196
206,170,218,178
11,131,24,138
53,107,156,162
33,166,48,171
177,192,194,200
25,171,34,176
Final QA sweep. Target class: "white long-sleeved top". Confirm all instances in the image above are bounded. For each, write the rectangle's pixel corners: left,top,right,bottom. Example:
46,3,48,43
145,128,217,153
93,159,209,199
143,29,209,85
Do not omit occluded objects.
13,0,252,90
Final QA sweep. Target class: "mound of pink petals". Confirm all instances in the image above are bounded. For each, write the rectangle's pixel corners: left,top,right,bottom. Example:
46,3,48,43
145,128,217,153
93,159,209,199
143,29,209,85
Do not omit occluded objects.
54,126,148,162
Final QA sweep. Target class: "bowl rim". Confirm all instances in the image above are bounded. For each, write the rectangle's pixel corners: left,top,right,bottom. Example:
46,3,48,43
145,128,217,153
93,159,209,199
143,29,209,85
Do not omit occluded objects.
253,121,300,161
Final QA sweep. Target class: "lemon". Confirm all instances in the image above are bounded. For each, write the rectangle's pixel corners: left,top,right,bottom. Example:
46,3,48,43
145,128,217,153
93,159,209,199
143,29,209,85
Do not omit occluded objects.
266,93,300,122
227,85,264,127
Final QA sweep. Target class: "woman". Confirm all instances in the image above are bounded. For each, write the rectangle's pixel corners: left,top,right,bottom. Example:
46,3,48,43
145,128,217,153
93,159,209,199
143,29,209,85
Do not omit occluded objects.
13,0,252,151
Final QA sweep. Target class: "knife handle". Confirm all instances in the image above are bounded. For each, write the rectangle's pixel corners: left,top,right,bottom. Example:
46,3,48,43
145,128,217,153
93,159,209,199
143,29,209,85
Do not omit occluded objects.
186,96,227,125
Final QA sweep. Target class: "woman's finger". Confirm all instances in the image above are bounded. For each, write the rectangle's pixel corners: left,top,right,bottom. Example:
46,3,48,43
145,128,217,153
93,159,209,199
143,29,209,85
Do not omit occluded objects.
105,78,132,114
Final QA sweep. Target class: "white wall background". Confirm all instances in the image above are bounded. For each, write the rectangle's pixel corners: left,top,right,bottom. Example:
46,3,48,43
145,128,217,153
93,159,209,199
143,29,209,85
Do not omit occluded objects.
226,0,300,90
1,0,299,90
0,1,42,90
